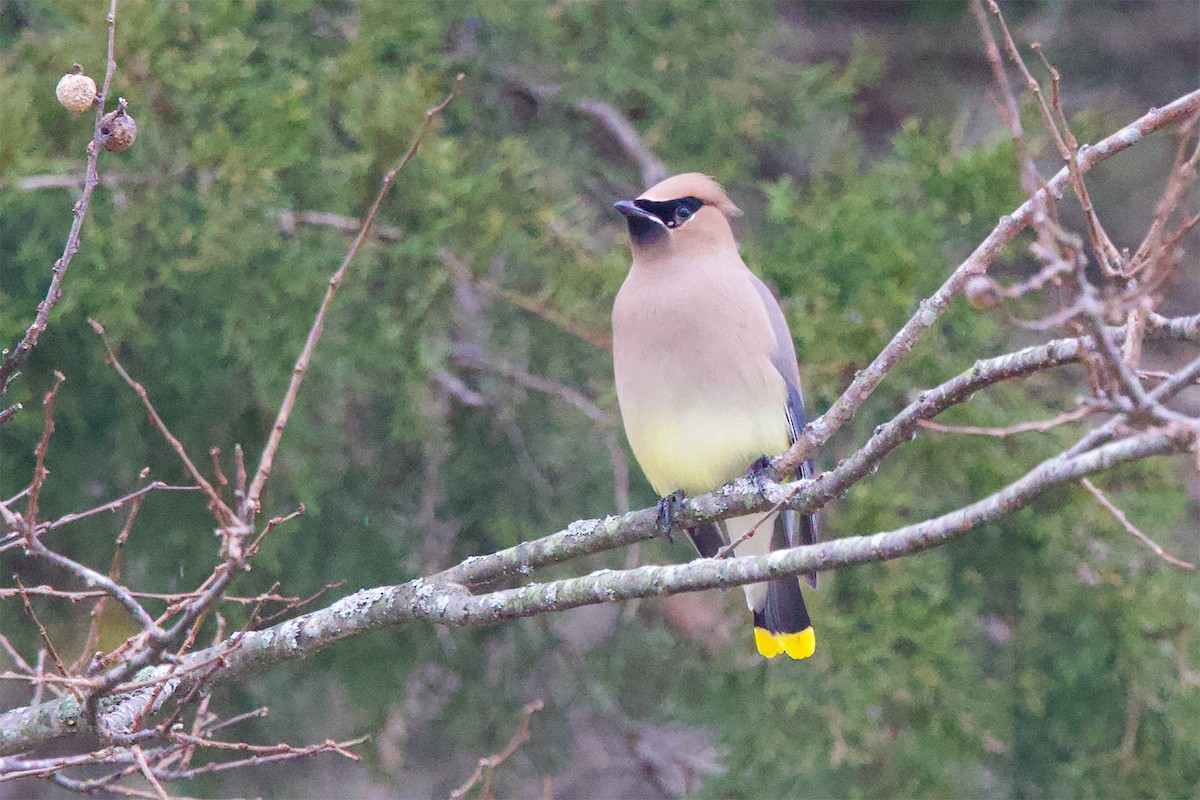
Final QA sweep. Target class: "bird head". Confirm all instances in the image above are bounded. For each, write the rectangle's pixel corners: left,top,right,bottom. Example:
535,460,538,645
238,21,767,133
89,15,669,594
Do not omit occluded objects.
614,173,742,261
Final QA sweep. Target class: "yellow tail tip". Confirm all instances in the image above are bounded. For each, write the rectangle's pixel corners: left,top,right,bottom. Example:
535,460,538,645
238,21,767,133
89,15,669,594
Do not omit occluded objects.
754,626,815,660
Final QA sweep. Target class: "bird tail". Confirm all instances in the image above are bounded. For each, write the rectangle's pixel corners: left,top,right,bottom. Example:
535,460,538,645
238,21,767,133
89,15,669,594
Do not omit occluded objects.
753,576,815,660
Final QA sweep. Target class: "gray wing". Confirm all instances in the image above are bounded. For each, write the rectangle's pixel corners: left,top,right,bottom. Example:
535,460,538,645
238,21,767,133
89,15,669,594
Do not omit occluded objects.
750,274,819,589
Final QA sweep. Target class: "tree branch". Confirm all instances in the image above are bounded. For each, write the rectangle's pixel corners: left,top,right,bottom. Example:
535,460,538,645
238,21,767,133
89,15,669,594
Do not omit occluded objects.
0,425,1187,757
773,86,1200,475
242,75,464,518
0,0,121,406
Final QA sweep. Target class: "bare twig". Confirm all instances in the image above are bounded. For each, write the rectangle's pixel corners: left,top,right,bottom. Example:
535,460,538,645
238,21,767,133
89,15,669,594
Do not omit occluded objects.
131,746,169,800
89,319,234,525
13,576,81,701
47,482,196,533
25,371,66,529
1080,478,1195,569
0,0,121,402
575,98,669,187
209,448,228,488
970,0,1043,196
918,405,1094,437
1076,292,1152,408
476,280,612,351
21,542,162,636
451,699,544,800
0,482,197,554
242,74,465,519
987,1,1122,274
1067,353,1200,456
277,209,403,241
0,635,34,675
714,508,779,559
774,86,1200,476
70,490,142,674
30,651,50,705
153,735,366,781
245,504,305,558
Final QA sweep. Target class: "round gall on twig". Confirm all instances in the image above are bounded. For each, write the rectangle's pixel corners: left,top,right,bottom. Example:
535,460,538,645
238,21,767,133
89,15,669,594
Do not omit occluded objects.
100,98,138,153
56,65,97,113
964,274,1002,310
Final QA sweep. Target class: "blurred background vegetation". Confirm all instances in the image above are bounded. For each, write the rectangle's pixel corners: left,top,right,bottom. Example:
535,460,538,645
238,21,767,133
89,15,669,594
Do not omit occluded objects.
2,0,1198,797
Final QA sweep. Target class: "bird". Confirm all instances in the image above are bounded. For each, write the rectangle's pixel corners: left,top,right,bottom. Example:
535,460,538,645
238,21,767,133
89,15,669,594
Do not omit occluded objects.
611,172,818,660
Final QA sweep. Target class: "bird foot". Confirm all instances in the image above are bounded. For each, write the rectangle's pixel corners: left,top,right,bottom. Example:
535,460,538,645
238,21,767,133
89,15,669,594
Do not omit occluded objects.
656,490,685,541
746,455,778,494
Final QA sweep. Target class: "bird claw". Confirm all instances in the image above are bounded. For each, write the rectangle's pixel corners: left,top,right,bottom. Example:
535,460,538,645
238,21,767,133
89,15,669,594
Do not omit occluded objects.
656,490,685,541
746,455,777,494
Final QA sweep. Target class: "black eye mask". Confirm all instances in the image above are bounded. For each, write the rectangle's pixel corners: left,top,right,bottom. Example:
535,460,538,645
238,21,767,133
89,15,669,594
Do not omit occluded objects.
633,197,704,229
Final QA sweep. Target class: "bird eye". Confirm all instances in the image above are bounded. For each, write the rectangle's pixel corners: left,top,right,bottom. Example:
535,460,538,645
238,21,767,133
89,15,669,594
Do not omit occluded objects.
671,206,693,227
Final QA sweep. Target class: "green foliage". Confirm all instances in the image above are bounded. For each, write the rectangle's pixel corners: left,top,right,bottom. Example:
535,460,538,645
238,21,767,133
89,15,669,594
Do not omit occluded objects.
2,1,1196,796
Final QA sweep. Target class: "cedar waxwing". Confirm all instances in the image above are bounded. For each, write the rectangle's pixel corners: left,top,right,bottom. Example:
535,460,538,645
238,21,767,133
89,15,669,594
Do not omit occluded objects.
611,173,818,660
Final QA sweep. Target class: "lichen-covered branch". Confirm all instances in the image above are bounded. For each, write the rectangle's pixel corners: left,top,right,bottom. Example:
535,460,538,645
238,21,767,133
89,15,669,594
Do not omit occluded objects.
0,426,1187,757
773,86,1200,475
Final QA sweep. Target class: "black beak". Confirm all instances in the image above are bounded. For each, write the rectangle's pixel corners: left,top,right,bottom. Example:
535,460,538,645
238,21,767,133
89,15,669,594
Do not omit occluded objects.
613,200,667,227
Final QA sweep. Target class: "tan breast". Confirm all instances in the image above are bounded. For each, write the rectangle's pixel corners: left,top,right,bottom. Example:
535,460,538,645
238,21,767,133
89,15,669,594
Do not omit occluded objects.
612,261,790,496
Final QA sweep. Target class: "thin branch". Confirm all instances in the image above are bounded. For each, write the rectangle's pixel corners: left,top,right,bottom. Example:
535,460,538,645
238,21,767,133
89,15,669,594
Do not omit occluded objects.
1077,292,1152,408
451,699,544,800
20,542,162,635
89,319,234,525
0,748,131,783
575,98,669,187
773,85,1200,476
987,0,1122,275
152,735,366,781
277,209,403,241
48,482,197,533
244,505,305,559
1080,478,1195,569
208,448,228,488
0,634,35,676
0,0,120,401
131,746,169,800
242,74,464,519
30,651,50,705
26,371,66,529
1066,353,1200,458
0,425,1185,758
969,0,1043,196
0,585,312,606
0,482,198,560
1033,41,1126,275
476,280,612,351
918,405,1094,437
13,576,81,701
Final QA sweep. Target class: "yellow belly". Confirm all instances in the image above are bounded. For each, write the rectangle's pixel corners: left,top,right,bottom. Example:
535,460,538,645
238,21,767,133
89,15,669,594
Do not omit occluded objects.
624,406,790,496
